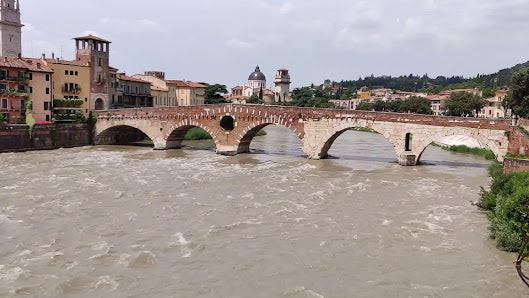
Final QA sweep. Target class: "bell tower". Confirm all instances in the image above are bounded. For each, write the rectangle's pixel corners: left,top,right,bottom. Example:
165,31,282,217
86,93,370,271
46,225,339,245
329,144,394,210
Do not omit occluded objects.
274,68,291,102
0,0,23,57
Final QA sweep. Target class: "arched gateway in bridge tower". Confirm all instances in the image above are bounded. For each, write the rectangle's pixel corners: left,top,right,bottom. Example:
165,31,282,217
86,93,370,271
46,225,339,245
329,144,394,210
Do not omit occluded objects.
94,105,513,166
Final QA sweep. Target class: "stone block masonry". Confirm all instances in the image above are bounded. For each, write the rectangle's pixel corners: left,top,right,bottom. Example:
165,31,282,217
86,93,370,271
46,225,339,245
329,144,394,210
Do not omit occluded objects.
504,158,529,173
0,124,91,152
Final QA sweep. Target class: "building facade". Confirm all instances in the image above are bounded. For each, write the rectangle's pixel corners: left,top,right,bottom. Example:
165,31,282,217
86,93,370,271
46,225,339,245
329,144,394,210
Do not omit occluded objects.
480,88,509,119
44,58,91,117
0,57,30,123
115,73,153,108
0,0,22,58
26,58,53,123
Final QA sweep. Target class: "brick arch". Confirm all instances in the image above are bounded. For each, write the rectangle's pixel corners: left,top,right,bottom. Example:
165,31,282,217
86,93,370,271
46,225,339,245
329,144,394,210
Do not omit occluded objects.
163,120,221,150
234,120,303,154
95,119,164,148
306,121,400,159
414,128,508,164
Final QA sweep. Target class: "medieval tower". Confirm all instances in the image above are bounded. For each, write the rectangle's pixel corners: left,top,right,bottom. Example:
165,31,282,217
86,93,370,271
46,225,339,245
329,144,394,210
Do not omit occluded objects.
274,68,291,102
0,0,23,57
75,35,111,110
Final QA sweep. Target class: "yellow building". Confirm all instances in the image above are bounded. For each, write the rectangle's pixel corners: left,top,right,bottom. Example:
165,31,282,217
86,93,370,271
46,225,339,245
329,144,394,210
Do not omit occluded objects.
43,58,91,117
167,80,206,106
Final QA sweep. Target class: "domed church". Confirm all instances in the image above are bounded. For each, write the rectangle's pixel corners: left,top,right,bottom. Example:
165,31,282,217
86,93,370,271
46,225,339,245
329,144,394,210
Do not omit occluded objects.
229,65,291,104
248,65,266,89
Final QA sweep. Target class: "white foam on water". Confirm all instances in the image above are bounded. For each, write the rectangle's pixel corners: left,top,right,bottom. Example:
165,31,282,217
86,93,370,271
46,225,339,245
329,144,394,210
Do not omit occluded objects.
0,214,23,224
284,286,325,298
93,275,119,291
0,265,30,283
382,220,392,226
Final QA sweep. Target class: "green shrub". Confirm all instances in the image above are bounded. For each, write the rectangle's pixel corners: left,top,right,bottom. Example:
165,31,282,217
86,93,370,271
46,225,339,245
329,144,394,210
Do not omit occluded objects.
184,127,212,140
480,165,529,251
442,145,496,160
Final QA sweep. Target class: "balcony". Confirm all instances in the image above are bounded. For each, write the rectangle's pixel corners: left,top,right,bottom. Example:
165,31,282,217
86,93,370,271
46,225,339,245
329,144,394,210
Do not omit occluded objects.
62,86,82,94
0,75,30,83
53,99,83,110
0,87,30,98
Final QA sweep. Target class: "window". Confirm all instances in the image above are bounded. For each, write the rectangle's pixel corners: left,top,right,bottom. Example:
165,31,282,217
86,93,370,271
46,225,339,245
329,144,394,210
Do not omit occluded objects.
75,71,78,76
45,74,50,81
45,88,50,95
0,84,5,90
85,98,87,102
29,73,32,80
98,58,102,66
0,70,8,80
17,85,24,92
405,133,413,152
29,87,33,93
70,71,74,75
44,102,49,111
46,115,50,121
21,100,25,110
65,70,68,75
2,98,7,109
36,63,41,70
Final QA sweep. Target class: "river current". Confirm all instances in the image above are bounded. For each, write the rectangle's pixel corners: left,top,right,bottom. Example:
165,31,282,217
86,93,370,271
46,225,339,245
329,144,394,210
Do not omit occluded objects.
0,126,526,297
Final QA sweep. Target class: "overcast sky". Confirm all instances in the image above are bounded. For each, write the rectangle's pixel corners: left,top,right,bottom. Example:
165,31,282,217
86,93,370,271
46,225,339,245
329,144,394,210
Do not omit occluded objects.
21,0,529,89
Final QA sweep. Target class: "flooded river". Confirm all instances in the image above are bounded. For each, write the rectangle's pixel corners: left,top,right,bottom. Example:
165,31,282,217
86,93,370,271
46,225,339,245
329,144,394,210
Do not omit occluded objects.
0,126,526,297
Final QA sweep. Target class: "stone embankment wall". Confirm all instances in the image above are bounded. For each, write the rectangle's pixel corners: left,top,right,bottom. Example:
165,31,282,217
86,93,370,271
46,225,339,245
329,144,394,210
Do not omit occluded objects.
508,126,529,156
0,124,91,152
504,158,529,173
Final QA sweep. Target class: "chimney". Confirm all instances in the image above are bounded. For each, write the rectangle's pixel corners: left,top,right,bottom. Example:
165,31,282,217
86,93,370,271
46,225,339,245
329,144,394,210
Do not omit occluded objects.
41,53,46,60
52,52,55,59
4,57,8,62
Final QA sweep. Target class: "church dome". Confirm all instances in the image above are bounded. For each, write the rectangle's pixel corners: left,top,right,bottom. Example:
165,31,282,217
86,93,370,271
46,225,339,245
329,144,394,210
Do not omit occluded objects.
248,66,266,81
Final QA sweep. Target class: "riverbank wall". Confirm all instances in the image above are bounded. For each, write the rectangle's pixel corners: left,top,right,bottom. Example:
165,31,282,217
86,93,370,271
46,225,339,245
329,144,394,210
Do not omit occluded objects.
504,158,529,173
508,126,529,156
0,124,92,152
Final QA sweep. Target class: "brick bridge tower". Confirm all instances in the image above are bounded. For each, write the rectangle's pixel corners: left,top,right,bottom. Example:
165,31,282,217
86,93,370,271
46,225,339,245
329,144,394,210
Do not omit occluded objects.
0,0,23,57
74,34,111,111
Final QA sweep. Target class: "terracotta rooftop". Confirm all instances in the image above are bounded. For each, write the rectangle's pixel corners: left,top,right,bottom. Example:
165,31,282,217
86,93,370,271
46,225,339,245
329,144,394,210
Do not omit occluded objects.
74,34,111,43
166,80,207,88
117,73,150,83
0,57,53,72
45,58,89,67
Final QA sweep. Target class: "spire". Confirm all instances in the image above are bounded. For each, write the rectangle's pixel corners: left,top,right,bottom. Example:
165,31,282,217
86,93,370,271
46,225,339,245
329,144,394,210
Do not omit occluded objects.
16,0,20,11
255,65,260,72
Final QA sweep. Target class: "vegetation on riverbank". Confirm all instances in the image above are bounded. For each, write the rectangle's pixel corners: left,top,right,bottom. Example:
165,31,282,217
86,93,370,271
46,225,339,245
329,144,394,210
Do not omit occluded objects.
350,127,379,133
183,127,266,140
439,144,496,160
478,164,529,252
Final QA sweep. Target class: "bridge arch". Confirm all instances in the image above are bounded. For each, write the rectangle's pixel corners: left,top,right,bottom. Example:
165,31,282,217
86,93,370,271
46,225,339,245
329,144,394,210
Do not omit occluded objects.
95,123,162,148
306,120,400,160
164,121,221,150
414,128,508,164
235,120,303,154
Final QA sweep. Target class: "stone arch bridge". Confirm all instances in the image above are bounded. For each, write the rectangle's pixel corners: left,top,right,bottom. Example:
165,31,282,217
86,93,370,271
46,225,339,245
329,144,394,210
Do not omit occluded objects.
94,104,515,166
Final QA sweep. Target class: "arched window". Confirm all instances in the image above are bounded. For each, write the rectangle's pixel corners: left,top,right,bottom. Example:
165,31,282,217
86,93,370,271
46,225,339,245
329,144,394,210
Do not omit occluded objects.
405,133,412,152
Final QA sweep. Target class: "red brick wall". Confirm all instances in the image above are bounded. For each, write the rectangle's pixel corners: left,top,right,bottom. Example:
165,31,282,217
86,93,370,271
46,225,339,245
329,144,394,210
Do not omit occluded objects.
504,158,529,173
508,127,529,156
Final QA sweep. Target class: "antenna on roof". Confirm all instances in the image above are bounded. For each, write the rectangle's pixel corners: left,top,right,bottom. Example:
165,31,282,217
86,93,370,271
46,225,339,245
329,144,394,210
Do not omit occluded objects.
60,45,63,60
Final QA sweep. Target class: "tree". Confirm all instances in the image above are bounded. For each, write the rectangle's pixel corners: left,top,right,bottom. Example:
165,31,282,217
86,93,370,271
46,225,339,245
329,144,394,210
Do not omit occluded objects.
401,96,433,115
503,68,529,118
445,92,485,116
247,94,262,104
259,86,263,101
356,102,373,111
0,113,4,124
201,83,228,104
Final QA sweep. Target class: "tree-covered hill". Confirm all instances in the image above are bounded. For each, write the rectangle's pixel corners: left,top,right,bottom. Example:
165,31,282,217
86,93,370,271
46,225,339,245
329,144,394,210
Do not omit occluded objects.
335,60,529,96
